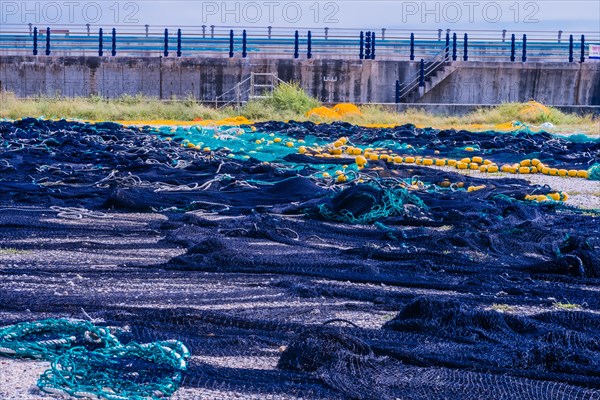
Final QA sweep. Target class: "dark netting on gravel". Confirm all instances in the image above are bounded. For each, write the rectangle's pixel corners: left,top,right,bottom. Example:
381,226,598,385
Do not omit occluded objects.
1,119,600,400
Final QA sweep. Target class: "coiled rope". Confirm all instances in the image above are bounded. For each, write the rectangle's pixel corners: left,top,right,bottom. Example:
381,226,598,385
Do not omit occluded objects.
0,319,190,400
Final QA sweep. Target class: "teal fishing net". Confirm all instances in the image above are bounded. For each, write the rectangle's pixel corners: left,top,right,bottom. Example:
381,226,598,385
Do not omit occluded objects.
0,319,190,400
589,164,600,181
316,183,426,224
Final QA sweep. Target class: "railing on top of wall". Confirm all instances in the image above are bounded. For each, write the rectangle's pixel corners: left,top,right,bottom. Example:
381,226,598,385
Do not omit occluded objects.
0,24,598,63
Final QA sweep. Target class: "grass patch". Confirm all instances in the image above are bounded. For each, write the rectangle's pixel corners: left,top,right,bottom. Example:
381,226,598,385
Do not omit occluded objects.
466,102,596,126
1,90,598,135
0,248,28,255
0,92,230,122
491,304,515,312
261,82,320,115
238,82,321,120
552,302,582,310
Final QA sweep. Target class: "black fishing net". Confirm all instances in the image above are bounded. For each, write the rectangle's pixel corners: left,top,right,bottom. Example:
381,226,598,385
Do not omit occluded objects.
1,119,599,400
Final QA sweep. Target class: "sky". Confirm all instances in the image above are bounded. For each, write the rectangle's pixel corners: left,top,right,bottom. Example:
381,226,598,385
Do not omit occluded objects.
1,1,599,32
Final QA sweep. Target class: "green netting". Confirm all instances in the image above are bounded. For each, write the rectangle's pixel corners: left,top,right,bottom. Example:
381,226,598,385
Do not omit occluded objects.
589,164,600,181
153,124,365,181
0,319,190,400
317,183,427,225
156,124,319,163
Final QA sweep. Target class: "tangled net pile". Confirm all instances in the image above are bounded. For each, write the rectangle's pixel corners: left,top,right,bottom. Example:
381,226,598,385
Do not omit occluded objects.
0,319,189,399
0,118,599,400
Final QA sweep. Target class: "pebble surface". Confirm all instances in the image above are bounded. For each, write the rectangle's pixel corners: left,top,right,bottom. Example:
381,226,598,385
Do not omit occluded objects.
0,169,597,400
447,167,600,210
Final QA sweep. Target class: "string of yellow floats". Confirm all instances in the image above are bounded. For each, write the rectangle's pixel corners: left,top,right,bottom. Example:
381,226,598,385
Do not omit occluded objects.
300,137,588,178
172,124,586,202
296,137,588,201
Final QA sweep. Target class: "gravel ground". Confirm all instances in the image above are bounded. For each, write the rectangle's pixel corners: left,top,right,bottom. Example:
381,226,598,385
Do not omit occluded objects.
0,209,355,400
0,358,310,400
0,173,598,400
436,166,600,209
0,359,49,400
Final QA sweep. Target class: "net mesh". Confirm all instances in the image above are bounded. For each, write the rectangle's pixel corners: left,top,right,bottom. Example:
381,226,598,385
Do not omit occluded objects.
0,118,599,400
0,319,189,400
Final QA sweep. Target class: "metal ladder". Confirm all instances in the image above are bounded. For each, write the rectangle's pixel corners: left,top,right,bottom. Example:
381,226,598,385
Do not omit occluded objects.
249,72,278,100
214,72,288,108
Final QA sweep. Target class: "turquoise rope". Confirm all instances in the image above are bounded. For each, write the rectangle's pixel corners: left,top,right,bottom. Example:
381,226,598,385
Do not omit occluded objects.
0,319,190,400
588,164,600,181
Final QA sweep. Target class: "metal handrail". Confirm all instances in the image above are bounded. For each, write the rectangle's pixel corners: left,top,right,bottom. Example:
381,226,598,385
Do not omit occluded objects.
1,24,595,61
214,72,291,108
398,49,449,100
6,23,600,37
214,76,251,108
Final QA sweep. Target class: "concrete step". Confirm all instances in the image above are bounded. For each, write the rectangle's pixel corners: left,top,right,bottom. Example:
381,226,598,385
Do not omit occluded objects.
419,62,458,98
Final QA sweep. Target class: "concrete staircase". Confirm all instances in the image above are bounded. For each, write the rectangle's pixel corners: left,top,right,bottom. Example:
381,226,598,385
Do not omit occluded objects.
420,62,458,98
398,48,459,103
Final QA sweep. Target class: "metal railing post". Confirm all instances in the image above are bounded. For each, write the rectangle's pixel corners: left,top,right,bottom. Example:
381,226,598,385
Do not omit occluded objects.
510,34,515,62
33,27,38,55
580,35,585,63
177,29,182,57
522,34,527,62
371,32,376,59
294,30,299,59
359,31,364,59
365,31,371,59
569,35,573,62
307,30,312,59
45,27,50,56
452,32,457,61
111,28,116,56
445,31,450,61
268,26,272,39
145,25,149,37
410,33,415,61
86,24,90,36
463,33,468,61
229,29,234,57
164,28,169,57
98,28,103,56
242,30,247,58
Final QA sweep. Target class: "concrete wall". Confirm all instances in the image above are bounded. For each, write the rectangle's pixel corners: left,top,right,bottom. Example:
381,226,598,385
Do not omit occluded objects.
0,56,415,103
421,61,600,105
395,104,600,116
1,56,599,105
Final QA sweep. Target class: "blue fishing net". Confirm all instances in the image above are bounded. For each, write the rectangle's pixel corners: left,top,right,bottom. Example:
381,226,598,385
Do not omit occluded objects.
0,118,599,400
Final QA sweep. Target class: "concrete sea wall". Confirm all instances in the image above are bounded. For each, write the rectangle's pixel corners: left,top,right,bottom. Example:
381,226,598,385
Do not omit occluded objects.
1,56,599,106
